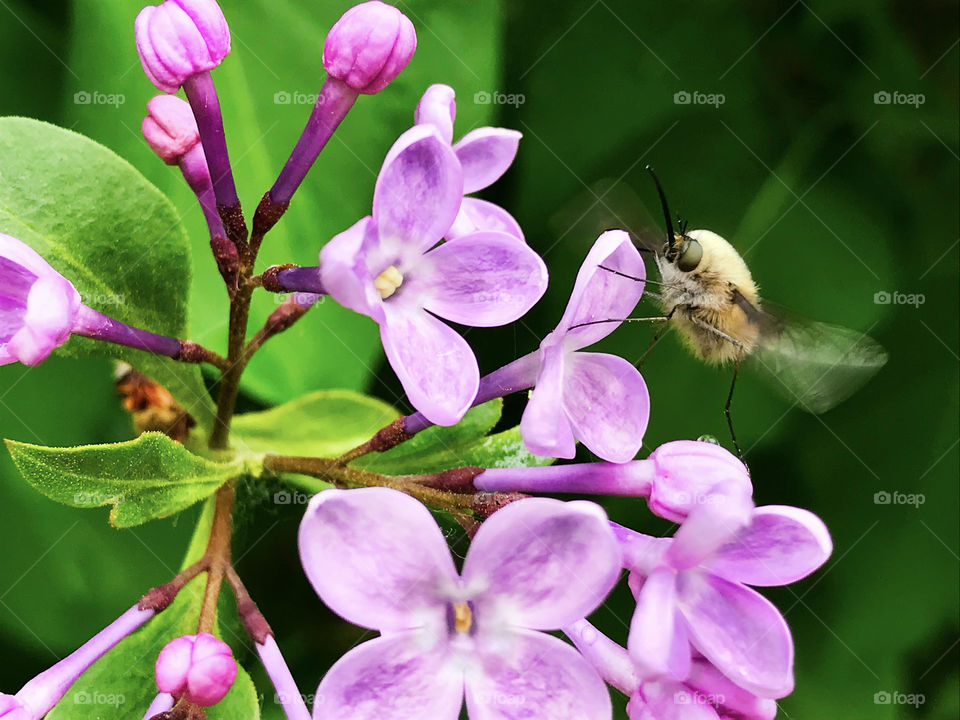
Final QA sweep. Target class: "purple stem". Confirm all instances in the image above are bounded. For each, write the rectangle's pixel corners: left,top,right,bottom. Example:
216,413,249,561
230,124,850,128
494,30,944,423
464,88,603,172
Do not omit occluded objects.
257,636,311,720
270,77,359,205
275,266,326,294
183,71,238,209
72,306,183,359
179,145,226,240
404,350,542,435
562,619,638,697
475,460,656,496
142,692,174,719
16,606,153,716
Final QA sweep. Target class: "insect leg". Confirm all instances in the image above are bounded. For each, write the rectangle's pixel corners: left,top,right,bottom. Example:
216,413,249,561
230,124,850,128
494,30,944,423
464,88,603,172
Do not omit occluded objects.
725,361,744,462
636,306,678,368
568,316,670,332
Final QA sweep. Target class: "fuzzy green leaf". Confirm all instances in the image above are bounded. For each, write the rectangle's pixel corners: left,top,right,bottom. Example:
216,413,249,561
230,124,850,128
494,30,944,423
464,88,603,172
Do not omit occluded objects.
0,116,215,430
5,432,240,527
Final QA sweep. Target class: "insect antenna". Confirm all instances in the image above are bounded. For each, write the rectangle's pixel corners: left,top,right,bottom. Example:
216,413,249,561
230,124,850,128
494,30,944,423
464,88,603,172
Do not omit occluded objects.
566,315,671,332
645,165,676,253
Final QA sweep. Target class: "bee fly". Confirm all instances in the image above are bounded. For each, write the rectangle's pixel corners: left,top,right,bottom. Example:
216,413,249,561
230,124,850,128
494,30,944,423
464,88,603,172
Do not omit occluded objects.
588,167,888,458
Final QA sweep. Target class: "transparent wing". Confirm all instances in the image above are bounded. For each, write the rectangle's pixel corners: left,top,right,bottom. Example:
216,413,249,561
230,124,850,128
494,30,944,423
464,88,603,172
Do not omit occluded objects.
742,299,888,414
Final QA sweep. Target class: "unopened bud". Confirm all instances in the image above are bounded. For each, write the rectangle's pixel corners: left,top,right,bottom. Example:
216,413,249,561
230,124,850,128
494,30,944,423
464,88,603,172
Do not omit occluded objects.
155,634,237,707
143,95,200,165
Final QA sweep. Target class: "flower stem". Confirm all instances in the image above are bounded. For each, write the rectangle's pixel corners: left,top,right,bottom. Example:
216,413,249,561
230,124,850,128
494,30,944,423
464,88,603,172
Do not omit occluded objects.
196,483,235,634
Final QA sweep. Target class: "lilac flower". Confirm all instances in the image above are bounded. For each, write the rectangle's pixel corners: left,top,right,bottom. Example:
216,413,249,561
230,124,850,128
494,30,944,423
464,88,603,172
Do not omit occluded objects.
1,233,214,367
155,633,237,706
619,506,832,698
257,636,312,720
141,693,174,719
298,487,622,719
0,233,81,366
320,125,548,425
476,440,752,516
323,1,416,95
415,84,524,241
136,0,238,208
0,605,153,719
265,2,416,212
519,228,648,462
565,620,777,720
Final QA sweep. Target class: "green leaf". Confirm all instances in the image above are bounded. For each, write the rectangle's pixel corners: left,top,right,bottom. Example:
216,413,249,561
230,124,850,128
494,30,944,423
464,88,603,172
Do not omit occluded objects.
354,399,553,474
63,0,505,405
231,389,399,458
46,575,260,720
0,116,215,431
5,432,240,527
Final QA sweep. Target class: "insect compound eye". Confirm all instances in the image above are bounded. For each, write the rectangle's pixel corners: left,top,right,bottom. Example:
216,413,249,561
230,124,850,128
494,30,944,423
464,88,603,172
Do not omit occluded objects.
676,238,703,272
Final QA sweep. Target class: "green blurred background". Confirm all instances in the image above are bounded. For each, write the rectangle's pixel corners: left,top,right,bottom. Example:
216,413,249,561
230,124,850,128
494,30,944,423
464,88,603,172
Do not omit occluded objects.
0,1,957,717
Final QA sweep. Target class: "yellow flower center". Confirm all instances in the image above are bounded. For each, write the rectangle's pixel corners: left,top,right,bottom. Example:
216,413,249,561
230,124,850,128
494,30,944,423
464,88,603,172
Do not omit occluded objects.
374,265,404,299
453,602,472,634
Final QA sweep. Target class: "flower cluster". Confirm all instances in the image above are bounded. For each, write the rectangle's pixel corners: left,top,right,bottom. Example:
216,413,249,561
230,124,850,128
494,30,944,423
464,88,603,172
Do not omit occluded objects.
0,1,837,720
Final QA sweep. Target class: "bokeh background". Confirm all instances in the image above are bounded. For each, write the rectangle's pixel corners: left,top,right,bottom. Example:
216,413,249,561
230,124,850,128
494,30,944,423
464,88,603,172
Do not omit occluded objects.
0,1,957,718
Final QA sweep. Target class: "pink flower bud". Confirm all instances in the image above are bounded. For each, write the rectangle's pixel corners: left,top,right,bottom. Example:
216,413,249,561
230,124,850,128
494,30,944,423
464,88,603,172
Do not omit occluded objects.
323,1,416,94
136,0,231,94
0,234,80,367
155,633,237,707
142,95,201,165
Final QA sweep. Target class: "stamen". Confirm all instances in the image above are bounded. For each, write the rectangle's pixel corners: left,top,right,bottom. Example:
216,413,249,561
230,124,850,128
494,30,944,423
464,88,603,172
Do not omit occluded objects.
453,602,472,634
374,265,404,299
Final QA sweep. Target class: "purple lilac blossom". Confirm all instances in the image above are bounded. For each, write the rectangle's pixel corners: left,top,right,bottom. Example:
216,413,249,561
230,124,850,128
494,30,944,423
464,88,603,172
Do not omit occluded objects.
319,125,547,426
6,605,153,718
257,636,312,720
142,692,174,719
298,487,621,719
619,506,832,698
269,3,416,206
155,633,237,706
414,84,524,240
143,95,225,239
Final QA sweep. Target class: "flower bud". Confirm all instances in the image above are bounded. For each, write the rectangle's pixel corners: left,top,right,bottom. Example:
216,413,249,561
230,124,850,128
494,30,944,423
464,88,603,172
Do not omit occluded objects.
0,234,81,367
136,0,231,94
143,95,201,165
155,634,236,707
322,1,416,94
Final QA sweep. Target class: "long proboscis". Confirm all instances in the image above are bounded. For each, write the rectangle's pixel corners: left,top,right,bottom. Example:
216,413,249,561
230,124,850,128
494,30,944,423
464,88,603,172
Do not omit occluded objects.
645,165,675,253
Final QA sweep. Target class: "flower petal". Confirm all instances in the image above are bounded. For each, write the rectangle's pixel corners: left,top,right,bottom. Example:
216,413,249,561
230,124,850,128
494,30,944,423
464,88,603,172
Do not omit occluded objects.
314,632,463,720
676,570,794,698
380,303,478,426
664,480,755,570
298,488,457,631
554,229,646,350
463,498,620,630
562,351,649,463
686,659,778,720
373,125,463,257
520,346,576,458
454,128,521,194
0,233,56,278
465,629,611,720
319,217,383,321
446,197,524,242
415,84,456,145
627,681,721,720
705,505,832,587
415,232,546,327
628,568,690,681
